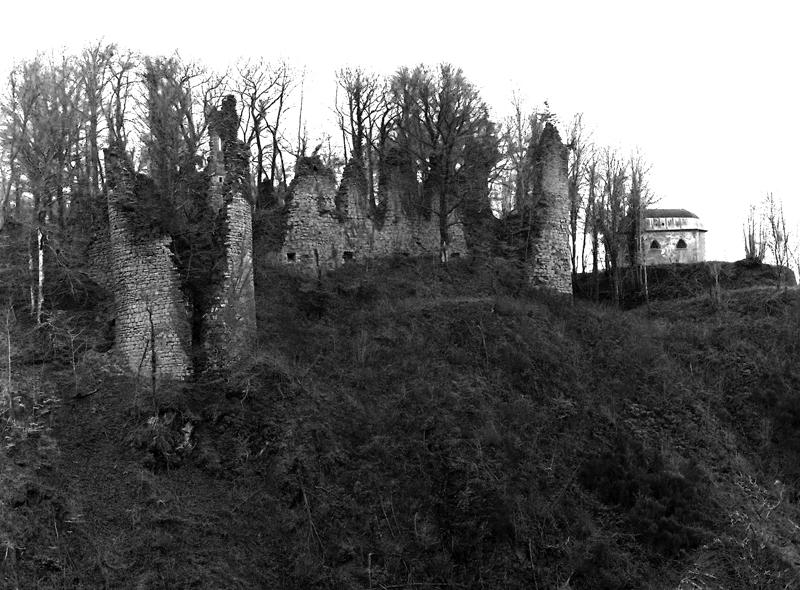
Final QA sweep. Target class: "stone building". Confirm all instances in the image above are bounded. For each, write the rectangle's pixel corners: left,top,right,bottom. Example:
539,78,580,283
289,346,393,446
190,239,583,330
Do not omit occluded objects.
263,154,467,275
642,208,706,265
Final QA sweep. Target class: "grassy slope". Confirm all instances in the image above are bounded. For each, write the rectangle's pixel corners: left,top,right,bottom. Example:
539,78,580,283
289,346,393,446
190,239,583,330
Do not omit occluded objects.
2,257,800,589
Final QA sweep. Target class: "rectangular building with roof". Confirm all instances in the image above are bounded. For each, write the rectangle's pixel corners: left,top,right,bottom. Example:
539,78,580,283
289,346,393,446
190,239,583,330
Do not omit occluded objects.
641,208,707,265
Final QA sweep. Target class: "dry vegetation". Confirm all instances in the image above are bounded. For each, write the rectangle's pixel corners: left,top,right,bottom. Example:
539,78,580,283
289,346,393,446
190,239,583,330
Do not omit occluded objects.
2,257,800,588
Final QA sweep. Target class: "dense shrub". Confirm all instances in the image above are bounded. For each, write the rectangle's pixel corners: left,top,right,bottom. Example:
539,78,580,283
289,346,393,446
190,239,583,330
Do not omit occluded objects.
579,435,716,557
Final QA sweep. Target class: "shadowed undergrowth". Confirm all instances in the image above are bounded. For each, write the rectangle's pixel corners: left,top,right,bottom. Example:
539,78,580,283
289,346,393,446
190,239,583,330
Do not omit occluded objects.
2,257,800,588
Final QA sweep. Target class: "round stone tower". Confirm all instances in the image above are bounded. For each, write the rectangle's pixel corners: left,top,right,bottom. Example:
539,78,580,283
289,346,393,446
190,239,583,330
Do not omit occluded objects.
528,123,572,295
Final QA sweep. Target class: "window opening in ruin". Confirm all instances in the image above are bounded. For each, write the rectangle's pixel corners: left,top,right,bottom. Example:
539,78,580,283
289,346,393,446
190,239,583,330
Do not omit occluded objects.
451,252,461,258
287,252,296,262
676,239,687,249
343,251,354,261
650,240,660,249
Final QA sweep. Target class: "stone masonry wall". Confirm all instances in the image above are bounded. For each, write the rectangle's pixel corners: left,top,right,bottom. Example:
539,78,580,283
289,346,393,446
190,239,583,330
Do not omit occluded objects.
203,96,257,370
267,157,467,275
104,144,191,378
527,123,572,294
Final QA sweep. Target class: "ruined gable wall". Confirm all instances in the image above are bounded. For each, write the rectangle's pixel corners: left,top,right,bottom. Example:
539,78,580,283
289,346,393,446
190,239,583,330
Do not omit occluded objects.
273,161,341,275
203,96,257,369
104,145,191,378
265,157,467,274
527,123,572,294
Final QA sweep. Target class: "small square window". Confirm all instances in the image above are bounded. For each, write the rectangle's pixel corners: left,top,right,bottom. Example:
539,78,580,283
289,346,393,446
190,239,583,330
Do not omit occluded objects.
343,251,354,261
287,252,296,262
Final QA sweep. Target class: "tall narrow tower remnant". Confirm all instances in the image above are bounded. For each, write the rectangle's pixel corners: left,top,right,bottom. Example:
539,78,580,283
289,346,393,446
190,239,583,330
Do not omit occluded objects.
203,96,257,370
104,143,191,378
528,123,572,295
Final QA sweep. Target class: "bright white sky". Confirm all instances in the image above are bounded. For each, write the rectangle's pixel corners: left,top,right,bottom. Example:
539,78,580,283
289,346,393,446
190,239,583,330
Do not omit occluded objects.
1,0,797,263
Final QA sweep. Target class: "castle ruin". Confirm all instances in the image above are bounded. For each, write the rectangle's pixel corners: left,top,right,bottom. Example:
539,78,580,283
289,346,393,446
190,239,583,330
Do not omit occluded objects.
527,123,572,295
104,144,192,378
103,96,256,379
263,152,468,275
101,100,572,380
203,97,257,370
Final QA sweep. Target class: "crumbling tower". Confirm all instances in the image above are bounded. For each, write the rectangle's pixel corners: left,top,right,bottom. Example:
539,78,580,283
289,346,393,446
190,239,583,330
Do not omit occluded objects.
528,123,572,294
203,96,257,370
104,143,191,378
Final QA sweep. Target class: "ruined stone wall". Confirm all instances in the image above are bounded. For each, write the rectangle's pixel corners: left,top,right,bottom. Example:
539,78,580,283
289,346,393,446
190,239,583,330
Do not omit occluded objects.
527,123,572,295
203,97,257,370
104,145,191,378
265,157,467,275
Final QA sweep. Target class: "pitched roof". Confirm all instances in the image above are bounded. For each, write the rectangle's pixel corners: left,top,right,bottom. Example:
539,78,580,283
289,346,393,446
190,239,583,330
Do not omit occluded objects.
644,208,699,219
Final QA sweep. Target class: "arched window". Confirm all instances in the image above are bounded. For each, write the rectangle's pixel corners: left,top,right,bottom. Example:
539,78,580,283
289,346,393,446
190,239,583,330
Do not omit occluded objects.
650,240,660,249
676,239,687,249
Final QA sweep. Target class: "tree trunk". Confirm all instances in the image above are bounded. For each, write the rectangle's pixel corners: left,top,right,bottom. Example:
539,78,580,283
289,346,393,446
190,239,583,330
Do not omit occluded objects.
28,223,36,317
439,172,449,262
591,229,599,302
37,226,44,324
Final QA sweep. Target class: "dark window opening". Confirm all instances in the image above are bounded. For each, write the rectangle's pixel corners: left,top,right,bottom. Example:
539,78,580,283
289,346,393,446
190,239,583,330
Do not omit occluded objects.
343,251,354,261
450,252,461,258
676,239,687,249
650,240,660,249
401,252,410,257
287,252,296,262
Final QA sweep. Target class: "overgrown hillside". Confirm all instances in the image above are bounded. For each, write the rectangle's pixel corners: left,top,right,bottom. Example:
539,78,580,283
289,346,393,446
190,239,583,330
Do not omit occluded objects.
2,257,800,589
575,259,797,306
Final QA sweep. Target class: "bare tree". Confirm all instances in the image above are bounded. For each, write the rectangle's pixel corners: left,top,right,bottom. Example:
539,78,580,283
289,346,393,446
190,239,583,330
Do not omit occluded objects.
627,152,654,303
103,49,138,148
231,59,294,207
598,149,629,306
78,42,116,200
764,192,791,287
139,56,226,194
582,153,601,301
335,67,394,211
566,113,587,284
2,55,84,322
390,64,497,259
491,94,545,217
743,202,767,263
